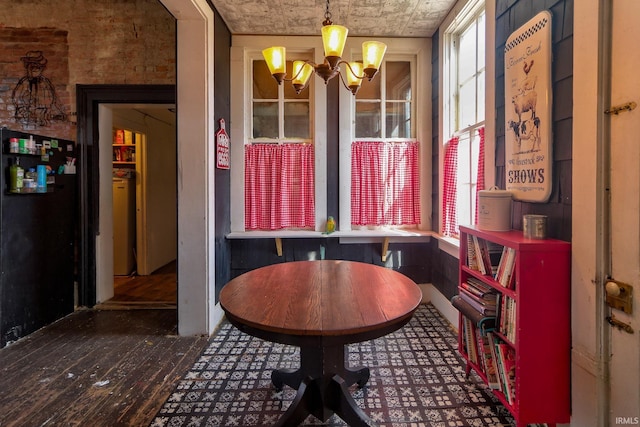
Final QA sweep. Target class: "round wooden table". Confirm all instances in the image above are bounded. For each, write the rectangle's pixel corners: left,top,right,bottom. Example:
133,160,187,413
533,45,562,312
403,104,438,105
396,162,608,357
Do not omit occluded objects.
219,260,422,426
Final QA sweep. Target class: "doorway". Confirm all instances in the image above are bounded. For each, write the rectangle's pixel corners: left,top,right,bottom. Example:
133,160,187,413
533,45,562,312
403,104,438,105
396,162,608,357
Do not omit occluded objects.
75,85,176,309
99,104,178,307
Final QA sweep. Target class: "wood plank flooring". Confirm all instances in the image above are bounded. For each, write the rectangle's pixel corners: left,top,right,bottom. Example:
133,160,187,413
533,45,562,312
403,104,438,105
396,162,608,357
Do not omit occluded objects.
0,261,207,427
106,260,177,308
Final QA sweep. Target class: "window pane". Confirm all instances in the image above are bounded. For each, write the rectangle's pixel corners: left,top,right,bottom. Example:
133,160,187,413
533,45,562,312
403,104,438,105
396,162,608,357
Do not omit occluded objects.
253,60,278,99
458,23,476,81
253,102,278,138
477,14,485,70
459,79,476,127
356,72,381,100
355,102,381,138
284,102,310,138
385,61,411,101
385,102,411,138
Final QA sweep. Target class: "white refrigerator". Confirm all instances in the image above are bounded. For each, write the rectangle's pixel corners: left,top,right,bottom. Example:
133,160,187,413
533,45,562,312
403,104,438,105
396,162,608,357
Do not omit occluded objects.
113,177,136,275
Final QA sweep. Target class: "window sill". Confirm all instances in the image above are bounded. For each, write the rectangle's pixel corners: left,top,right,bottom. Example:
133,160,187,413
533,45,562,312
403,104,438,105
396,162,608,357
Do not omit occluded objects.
433,234,460,259
226,229,434,240
226,229,434,260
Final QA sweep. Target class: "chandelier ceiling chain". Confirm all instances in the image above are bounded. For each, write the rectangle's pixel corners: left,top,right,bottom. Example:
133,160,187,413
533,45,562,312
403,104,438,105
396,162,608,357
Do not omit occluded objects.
323,0,333,26
261,0,387,95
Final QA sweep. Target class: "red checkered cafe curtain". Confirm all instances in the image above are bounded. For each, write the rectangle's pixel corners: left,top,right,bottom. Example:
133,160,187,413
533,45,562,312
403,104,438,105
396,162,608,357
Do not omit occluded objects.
351,141,420,226
442,136,459,237
245,143,315,230
441,126,485,237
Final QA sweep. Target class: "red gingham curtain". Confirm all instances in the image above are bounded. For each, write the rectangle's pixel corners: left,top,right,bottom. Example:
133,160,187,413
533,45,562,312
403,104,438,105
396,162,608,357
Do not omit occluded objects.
245,143,315,230
442,136,459,237
474,127,485,225
351,141,420,226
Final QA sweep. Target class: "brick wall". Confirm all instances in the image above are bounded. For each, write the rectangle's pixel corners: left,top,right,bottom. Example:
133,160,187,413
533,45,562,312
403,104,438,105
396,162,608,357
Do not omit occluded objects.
0,0,175,141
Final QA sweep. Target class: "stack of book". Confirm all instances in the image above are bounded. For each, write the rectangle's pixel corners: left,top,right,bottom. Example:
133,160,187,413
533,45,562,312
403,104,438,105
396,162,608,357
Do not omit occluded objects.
459,277,498,316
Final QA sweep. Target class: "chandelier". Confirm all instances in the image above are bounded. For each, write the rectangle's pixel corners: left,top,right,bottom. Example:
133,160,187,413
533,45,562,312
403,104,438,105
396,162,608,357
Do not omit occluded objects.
262,0,387,95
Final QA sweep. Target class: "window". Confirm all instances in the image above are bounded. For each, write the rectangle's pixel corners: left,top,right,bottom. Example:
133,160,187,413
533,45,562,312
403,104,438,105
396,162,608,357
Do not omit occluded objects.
355,61,413,139
231,39,428,235
252,60,311,142
245,59,315,230
351,59,420,227
442,2,486,237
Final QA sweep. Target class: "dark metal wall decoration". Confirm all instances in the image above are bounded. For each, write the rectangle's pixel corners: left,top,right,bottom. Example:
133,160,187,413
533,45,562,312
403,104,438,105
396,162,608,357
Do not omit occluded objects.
11,51,67,127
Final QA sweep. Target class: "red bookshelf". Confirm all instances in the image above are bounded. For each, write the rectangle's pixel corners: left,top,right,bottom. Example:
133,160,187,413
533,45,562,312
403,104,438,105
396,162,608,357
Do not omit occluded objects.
455,225,571,427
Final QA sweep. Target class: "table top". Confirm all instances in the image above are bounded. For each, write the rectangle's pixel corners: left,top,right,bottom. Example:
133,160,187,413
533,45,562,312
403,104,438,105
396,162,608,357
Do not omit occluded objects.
219,260,422,345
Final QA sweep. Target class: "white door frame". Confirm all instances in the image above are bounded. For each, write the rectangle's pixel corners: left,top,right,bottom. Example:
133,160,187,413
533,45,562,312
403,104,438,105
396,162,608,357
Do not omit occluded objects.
159,0,223,335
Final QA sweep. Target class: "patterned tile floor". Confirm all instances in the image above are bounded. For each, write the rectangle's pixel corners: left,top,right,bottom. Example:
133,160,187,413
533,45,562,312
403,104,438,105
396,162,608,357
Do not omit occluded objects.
150,304,515,426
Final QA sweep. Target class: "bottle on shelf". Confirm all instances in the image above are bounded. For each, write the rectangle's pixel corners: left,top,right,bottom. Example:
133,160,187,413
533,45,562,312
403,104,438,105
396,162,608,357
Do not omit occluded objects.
23,168,37,193
36,165,47,193
9,157,24,193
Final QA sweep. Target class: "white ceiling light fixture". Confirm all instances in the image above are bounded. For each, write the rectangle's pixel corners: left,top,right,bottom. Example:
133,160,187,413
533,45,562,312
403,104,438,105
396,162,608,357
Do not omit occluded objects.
261,0,387,95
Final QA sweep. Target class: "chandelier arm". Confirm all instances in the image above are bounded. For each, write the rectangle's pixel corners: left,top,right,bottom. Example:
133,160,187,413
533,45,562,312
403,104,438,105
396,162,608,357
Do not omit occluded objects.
277,59,318,82
335,68,360,95
340,60,366,80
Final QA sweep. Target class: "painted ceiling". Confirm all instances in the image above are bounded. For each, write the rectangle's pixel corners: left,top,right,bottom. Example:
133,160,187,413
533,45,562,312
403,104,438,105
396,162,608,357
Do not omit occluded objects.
209,0,457,38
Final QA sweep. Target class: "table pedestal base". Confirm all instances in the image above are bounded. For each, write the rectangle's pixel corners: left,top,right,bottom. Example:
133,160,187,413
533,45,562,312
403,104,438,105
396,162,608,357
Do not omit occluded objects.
271,344,373,426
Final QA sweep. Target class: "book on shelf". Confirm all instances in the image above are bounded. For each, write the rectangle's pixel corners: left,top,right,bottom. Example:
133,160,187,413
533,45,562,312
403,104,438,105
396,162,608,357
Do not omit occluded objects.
467,234,479,271
459,291,497,316
497,295,517,344
496,342,516,404
459,287,497,306
495,247,516,289
471,235,488,275
465,276,494,294
493,246,508,281
477,237,494,276
460,277,497,298
487,332,502,391
463,316,479,365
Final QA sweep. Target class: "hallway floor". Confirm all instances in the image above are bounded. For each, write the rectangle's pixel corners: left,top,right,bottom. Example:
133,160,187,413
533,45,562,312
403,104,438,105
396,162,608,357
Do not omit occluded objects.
101,260,177,309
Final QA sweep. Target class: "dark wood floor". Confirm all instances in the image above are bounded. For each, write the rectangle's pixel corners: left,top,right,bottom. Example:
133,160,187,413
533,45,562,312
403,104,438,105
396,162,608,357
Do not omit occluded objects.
107,260,178,307
0,261,208,427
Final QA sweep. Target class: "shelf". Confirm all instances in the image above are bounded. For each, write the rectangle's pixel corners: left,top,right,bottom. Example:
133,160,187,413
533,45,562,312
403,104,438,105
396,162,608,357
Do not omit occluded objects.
455,227,571,427
4,152,49,158
6,189,52,195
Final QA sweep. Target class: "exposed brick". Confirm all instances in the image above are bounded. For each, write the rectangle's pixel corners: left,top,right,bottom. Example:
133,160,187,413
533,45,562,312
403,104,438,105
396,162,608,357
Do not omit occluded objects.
0,0,175,141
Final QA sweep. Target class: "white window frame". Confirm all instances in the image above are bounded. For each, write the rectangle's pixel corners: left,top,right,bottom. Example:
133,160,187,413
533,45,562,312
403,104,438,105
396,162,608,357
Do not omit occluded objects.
439,0,496,252
250,58,314,144
230,36,328,233
338,37,432,232
354,58,416,140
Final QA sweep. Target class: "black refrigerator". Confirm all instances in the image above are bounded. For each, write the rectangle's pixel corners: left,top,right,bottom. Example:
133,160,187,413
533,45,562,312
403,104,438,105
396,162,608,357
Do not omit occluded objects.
0,127,77,348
